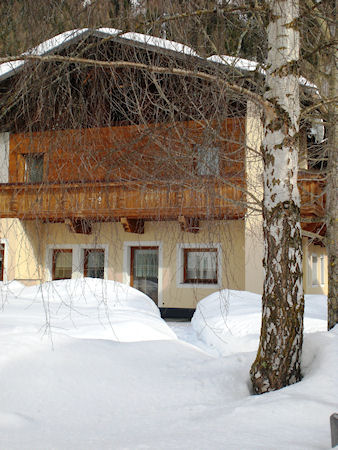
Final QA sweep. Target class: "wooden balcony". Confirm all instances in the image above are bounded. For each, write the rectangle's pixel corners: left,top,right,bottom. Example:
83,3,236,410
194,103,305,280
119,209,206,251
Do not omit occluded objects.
0,172,325,227
298,171,326,218
0,179,246,222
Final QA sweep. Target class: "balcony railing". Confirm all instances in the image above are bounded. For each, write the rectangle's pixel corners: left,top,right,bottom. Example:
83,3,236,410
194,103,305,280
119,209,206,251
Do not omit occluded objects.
298,171,326,218
0,179,246,221
0,173,325,222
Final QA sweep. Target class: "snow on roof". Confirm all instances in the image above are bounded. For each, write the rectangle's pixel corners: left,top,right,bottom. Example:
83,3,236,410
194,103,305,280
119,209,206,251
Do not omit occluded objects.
0,27,197,82
0,28,318,92
0,29,90,81
119,32,198,57
207,54,266,75
208,54,318,90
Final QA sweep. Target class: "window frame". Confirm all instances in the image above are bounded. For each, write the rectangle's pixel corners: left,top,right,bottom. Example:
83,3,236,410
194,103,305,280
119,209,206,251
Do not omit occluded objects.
52,249,73,281
23,153,44,183
183,248,218,284
123,241,163,306
177,243,221,288
83,248,105,279
310,253,325,287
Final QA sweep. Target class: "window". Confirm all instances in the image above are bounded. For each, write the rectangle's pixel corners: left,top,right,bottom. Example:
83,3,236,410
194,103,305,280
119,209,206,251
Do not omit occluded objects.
320,255,325,285
311,254,325,286
196,145,219,176
183,248,217,284
52,249,72,280
0,243,4,281
311,255,319,285
84,249,105,279
24,154,44,183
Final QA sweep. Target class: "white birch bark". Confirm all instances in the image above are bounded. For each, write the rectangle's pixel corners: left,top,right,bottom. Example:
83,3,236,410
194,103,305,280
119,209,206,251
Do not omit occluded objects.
250,0,304,393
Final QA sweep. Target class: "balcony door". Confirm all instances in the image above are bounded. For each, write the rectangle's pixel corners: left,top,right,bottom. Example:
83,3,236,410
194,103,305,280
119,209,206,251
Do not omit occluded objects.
130,247,159,304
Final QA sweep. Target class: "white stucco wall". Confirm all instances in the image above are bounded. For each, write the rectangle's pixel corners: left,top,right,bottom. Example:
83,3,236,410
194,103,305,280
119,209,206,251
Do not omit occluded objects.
245,100,264,294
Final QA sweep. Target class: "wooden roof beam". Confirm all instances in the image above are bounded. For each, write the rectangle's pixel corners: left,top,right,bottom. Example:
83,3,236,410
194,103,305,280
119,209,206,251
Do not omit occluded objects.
178,216,200,233
65,218,92,234
120,217,144,234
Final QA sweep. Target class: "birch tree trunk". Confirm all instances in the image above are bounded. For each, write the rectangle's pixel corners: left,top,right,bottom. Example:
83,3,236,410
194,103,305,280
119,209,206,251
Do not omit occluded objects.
250,0,304,393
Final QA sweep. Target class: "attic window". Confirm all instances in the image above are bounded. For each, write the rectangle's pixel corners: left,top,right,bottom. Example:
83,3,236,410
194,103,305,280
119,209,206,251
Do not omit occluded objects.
24,154,44,183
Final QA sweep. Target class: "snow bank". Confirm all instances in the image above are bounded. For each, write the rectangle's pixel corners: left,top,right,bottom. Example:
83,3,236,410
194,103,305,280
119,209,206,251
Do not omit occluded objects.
0,283,336,449
0,278,176,342
191,289,327,356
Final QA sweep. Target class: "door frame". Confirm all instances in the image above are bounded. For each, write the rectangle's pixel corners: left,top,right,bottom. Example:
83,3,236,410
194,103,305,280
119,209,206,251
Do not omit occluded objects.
123,241,163,307
130,246,159,304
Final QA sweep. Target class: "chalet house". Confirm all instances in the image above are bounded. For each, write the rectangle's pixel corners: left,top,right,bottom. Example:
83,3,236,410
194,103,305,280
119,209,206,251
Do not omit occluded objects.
0,29,327,315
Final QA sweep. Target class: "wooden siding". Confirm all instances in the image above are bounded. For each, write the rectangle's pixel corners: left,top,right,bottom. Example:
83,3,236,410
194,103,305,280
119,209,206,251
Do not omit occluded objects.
9,119,245,184
1,124,325,224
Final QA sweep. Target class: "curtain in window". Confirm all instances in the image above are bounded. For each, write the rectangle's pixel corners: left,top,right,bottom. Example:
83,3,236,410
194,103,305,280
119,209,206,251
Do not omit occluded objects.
134,249,158,279
187,251,217,280
86,250,104,278
54,251,72,279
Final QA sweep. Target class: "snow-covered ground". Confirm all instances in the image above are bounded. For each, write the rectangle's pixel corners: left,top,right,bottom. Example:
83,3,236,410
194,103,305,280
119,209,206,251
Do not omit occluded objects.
0,280,336,450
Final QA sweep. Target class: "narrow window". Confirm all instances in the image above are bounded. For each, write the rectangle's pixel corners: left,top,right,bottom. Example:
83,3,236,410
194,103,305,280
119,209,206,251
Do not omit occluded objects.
183,248,217,284
0,243,4,281
52,249,72,280
311,255,319,286
84,249,105,279
196,145,219,176
24,154,44,183
320,255,325,285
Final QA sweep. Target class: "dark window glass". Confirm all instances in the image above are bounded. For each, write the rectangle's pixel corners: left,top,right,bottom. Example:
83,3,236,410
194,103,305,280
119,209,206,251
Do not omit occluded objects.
24,154,44,183
84,249,105,279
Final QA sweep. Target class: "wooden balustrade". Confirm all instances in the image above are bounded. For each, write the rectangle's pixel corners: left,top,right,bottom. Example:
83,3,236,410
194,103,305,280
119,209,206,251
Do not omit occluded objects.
298,171,326,218
0,179,246,221
0,173,325,222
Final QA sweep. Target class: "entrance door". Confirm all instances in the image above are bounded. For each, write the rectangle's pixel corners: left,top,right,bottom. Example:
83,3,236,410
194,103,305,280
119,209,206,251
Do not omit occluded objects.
131,247,159,304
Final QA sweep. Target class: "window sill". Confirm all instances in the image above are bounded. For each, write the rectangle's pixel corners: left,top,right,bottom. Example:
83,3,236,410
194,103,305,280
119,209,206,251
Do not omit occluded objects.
178,282,220,289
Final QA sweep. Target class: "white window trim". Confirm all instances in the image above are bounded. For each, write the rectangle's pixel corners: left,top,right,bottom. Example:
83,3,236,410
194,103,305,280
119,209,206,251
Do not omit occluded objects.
123,241,163,307
79,244,108,280
176,243,222,288
0,238,9,283
46,244,108,281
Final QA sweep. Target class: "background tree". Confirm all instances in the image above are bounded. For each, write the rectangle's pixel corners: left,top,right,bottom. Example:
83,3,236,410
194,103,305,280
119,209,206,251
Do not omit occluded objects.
299,0,337,330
